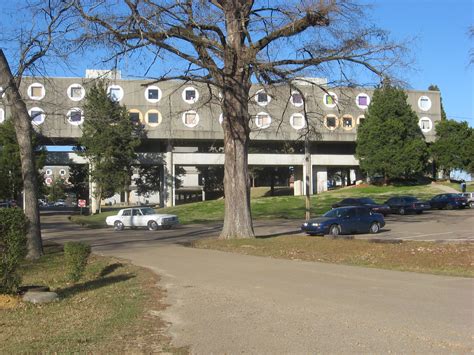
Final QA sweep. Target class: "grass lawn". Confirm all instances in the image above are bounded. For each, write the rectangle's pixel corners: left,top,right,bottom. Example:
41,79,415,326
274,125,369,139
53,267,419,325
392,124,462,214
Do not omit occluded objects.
70,183,444,228
0,243,186,354
437,180,474,192
193,236,474,277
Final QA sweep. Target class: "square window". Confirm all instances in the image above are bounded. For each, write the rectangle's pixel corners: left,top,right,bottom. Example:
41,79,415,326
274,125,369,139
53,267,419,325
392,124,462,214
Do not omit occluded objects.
326,95,334,105
358,96,367,106
421,120,430,130
70,87,82,98
293,115,304,127
257,92,268,103
420,98,430,110
257,114,270,126
30,111,42,122
31,86,42,97
70,111,82,122
185,112,197,125
148,113,159,123
292,93,303,104
109,88,120,100
148,89,159,100
185,90,196,101
129,112,140,123
343,118,352,127
326,116,336,127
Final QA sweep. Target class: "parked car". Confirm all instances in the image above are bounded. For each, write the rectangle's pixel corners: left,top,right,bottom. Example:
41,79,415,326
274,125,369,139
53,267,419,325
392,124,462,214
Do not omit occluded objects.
428,193,468,210
384,196,430,215
331,197,390,216
38,199,48,207
54,199,66,207
0,201,12,208
105,207,179,231
460,192,474,208
301,206,385,236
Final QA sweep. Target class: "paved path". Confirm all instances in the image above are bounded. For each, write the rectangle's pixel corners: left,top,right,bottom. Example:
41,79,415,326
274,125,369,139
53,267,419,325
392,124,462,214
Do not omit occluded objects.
42,214,474,353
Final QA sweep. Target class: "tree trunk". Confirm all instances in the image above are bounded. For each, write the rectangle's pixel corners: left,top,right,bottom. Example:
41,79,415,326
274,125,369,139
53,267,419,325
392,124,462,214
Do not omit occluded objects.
0,50,43,259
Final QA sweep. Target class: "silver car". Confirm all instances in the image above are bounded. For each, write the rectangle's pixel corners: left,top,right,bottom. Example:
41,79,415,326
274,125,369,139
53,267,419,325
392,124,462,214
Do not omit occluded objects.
460,192,474,208
105,207,179,231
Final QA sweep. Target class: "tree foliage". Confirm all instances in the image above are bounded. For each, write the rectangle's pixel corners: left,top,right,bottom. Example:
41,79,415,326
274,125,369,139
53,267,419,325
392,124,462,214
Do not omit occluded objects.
77,82,143,212
67,164,89,201
134,165,184,198
430,119,473,176
355,86,429,181
0,119,45,201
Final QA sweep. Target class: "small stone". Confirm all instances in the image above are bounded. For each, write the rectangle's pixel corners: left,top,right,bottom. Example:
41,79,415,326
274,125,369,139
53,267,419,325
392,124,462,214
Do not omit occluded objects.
22,291,59,304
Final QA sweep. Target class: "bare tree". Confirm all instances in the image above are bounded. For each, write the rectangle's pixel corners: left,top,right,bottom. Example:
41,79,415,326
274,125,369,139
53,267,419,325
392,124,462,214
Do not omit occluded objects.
0,1,75,258
73,0,405,239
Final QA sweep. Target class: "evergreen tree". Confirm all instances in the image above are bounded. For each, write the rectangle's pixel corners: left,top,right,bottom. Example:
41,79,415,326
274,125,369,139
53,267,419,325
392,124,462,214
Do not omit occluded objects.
67,164,89,201
428,84,447,120
355,86,429,183
0,119,45,201
430,119,473,177
77,82,143,213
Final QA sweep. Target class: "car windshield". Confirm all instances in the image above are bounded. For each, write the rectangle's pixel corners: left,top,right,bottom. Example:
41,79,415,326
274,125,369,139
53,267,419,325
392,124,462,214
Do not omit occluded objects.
359,198,376,204
403,197,418,202
140,207,156,215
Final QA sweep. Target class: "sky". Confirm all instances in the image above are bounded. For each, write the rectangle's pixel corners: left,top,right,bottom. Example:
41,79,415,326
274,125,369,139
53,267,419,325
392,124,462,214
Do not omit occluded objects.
0,0,472,127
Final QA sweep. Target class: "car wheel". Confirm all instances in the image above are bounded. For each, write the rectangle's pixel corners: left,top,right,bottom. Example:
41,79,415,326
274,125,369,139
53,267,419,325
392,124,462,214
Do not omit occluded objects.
369,222,380,234
328,224,341,236
148,220,159,231
162,225,172,230
398,207,406,215
470,202,474,208
446,203,454,210
416,210,423,215
114,221,124,231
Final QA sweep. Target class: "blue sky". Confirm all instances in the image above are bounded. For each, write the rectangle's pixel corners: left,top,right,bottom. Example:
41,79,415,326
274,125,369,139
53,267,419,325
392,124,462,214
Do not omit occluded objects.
370,0,473,124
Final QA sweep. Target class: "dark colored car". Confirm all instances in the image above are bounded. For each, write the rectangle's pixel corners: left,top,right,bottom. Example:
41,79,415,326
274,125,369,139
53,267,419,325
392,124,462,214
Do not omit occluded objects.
384,196,430,215
301,206,385,236
331,197,391,216
429,193,468,210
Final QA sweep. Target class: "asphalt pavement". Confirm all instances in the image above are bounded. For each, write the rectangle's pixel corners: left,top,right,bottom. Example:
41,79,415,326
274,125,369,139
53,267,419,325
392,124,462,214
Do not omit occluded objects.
41,210,474,353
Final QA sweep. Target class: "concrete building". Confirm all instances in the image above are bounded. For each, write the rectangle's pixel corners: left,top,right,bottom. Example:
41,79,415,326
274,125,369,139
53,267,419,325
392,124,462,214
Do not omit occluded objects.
0,72,442,208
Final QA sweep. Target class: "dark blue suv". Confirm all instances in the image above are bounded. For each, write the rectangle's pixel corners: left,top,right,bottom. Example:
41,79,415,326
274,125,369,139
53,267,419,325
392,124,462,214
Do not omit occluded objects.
429,194,468,210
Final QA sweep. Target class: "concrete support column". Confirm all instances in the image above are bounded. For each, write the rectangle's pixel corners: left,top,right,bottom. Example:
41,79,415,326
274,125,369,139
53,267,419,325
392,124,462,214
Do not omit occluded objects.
302,163,313,196
163,142,175,207
315,166,328,194
350,169,356,185
293,166,303,196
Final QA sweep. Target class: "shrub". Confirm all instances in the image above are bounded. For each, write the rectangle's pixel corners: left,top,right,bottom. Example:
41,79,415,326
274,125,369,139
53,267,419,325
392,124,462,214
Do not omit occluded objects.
64,242,91,283
0,208,28,294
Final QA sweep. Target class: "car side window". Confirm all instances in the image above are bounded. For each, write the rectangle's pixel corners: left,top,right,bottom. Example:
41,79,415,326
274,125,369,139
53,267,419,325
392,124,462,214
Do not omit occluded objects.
122,210,131,216
357,208,369,217
132,209,142,216
346,209,356,218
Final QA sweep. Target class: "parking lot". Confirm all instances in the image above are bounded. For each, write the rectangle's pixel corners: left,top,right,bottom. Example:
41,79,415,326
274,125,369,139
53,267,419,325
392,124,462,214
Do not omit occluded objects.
355,208,473,242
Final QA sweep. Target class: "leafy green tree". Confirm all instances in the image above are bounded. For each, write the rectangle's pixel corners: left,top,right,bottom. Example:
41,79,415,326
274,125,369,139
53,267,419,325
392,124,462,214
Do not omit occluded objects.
430,119,473,177
67,164,89,201
134,165,184,198
428,85,447,120
0,119,45,201
356,85,429,183
77,82,143,213
47,177,68,202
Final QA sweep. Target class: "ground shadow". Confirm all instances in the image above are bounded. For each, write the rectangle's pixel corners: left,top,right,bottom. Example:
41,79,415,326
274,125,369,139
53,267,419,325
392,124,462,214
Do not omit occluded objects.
56,274,135,299
99,263,124,277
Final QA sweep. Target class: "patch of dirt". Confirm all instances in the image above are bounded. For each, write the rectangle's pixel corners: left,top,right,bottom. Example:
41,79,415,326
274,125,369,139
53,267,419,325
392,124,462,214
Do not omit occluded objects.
0,295,21,309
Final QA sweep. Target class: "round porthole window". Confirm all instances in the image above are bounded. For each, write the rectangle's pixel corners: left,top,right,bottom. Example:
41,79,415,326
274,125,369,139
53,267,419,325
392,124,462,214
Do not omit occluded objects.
0,86,5,98
67,108,84,126
255,112,272,129
323,92,338,108
418,96,432,111
144,86,162,103
27,83,45,101
355,93,370,109
45,177,53,185
45,169,53,176
182,110,199,127
29,107,45,125
182,87,199,104
290,113,306,130
418,117,433,132
341,115,354,130
67,84,85,101
107,85,124,102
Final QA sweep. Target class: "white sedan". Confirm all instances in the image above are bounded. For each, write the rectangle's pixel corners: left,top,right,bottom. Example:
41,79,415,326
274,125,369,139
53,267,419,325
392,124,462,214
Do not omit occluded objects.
105,207,179,231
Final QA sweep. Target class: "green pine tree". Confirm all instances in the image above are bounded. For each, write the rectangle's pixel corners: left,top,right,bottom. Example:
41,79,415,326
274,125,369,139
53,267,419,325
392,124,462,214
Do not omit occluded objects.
355,86,429,183
428,84,447,120
76,82,143,213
